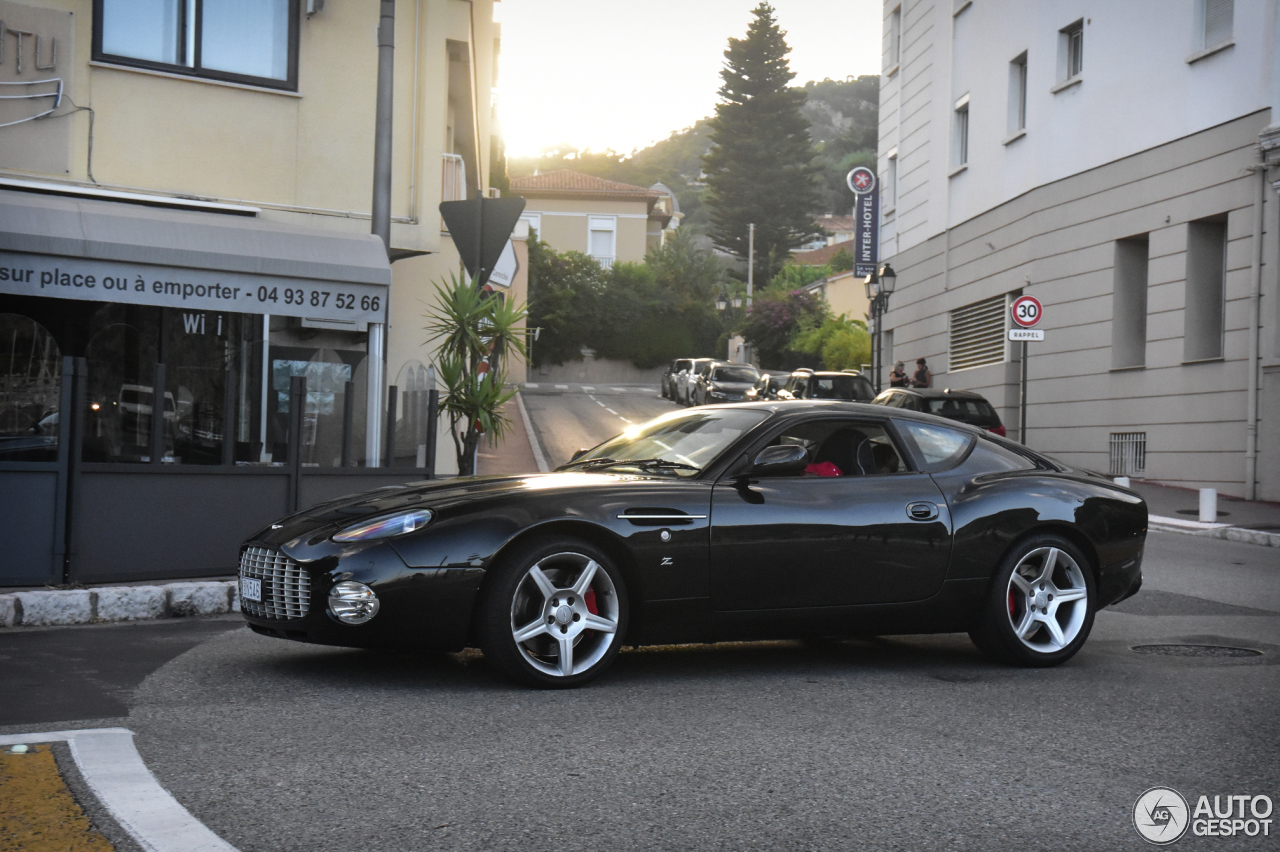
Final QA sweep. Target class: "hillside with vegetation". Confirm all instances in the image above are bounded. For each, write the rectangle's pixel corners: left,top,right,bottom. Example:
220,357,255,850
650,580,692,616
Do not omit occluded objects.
506,74,879,235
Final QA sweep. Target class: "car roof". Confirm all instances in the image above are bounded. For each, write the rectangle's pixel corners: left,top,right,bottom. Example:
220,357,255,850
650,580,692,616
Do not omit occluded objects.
887,387,990,401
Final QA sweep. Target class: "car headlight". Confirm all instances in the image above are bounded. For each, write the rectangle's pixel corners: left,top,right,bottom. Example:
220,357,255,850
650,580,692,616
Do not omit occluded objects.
329,581,380,624
331,509,434,542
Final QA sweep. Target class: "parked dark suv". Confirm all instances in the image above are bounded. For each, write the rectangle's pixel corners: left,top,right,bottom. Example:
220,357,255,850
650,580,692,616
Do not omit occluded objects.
872,387,1006,436
776,369,875,402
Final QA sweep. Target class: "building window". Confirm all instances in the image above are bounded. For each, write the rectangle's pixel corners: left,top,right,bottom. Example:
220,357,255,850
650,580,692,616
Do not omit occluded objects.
953,96,970,168
1109,432,1147,476
1183,216,1227,362
94,0,299,91
1111,235,1150,369
888,5,902,71
1007,52,1028,137
1200,0,1234,49
885,150,898,212
949,294,1007,372
588,216,617,268
1059,20,1083,81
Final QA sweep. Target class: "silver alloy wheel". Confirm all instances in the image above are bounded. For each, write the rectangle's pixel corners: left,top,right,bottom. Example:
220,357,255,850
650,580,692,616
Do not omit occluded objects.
1005,546,1089,653
509,551,620,678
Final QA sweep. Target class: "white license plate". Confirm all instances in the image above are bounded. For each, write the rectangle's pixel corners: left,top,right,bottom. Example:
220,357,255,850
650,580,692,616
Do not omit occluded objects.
241,577,262,602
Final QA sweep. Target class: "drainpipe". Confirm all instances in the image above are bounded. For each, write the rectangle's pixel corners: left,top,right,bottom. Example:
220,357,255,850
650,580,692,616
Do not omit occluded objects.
367,0,395,467
1245,157,1266,500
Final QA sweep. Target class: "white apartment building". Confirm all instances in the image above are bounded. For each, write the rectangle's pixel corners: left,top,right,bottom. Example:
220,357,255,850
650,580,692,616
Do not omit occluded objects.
877,0,1280,499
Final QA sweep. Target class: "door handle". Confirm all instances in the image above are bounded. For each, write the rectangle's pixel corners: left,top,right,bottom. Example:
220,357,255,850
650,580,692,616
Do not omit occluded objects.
906,501,939,521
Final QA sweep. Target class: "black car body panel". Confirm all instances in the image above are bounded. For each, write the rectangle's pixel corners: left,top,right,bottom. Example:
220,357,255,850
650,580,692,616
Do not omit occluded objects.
238,402,1146,659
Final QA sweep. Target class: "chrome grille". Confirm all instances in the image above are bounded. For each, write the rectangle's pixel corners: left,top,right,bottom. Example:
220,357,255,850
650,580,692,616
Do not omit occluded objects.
239,546,310,620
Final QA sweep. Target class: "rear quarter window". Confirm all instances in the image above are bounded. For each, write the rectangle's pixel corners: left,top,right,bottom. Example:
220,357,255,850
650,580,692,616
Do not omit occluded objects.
895,420,974,471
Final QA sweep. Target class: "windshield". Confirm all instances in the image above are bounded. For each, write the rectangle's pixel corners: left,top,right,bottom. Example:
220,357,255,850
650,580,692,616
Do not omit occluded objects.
925,397,997,423
811,375,874,401
712,367,759,383
563,408,768,476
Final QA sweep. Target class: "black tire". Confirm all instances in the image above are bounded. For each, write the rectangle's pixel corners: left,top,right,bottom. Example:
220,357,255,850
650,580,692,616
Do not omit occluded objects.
969,533,1096,667
478,537,629,688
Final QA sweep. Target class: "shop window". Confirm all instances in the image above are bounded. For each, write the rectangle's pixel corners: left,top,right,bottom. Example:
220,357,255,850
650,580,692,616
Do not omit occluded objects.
0,314,62,463
95,0,299,91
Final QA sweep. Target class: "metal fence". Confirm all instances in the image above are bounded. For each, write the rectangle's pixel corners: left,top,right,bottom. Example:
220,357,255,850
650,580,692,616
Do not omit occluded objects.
1109,431,1147,476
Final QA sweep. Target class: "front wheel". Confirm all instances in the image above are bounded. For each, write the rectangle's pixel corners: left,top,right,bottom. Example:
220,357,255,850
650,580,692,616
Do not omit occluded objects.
479,538,628,688
969,534,1095,667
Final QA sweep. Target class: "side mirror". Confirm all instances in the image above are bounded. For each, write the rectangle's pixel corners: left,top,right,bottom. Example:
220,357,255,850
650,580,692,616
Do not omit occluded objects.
750,444,808,474
570,448,590,462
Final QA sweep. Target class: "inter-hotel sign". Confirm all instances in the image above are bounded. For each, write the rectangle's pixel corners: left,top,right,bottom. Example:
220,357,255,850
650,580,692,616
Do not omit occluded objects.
847,167,880,278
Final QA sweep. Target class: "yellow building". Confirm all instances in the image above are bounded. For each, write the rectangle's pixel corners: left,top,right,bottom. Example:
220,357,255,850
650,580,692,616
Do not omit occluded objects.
0,0,511,585
508,170,672,267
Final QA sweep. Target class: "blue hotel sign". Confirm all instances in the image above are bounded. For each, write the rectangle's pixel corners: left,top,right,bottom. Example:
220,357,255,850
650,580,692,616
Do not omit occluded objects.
847,167,879,278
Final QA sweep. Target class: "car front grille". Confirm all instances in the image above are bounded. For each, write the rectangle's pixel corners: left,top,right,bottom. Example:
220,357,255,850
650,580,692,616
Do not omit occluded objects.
239,546,310,620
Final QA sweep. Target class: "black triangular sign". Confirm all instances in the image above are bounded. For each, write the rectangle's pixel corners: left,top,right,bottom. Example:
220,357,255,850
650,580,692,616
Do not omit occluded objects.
439,194,527,287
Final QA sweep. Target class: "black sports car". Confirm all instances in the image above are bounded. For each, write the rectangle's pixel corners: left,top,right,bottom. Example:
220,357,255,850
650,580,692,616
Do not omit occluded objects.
238,402,1146,688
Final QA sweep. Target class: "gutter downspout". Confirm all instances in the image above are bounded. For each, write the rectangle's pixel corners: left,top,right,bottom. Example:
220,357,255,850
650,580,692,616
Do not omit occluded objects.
1245,158,1266,500
367,0,395,468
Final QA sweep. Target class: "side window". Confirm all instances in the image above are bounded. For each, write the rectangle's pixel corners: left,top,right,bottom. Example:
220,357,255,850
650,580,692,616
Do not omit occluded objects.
793,377,808,397
897,420,974,470
766,419,905,477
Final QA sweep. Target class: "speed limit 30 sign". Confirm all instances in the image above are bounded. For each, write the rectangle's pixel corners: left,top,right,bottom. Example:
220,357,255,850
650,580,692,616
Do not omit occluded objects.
1011,295,1043,328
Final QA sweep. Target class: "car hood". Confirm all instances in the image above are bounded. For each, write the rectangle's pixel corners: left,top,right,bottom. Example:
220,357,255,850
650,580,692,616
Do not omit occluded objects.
709,382,755,391
249,471,679,543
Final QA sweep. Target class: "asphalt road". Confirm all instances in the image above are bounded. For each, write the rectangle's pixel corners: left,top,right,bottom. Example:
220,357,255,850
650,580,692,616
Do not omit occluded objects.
520,384,680,468
3,392,1277,850
114,530,1278,852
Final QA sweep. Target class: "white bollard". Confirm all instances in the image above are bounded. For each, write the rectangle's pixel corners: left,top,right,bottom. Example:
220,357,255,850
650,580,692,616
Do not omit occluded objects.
1114,476,1131,488
1199,488,1218,523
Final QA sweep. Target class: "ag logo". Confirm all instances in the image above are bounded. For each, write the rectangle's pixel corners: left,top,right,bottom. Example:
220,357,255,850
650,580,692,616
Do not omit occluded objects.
1134,787,1190,844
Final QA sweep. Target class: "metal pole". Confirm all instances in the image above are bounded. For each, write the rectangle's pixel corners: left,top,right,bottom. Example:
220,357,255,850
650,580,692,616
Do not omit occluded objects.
221,356,237,466
341,379,354,467
746,223,755,307
425,388,439,478
1019,340,1029,445
474,190,486,288
874,299,883,393
371,0,395,250
288,375,306,513
150,362,166,464
384,385,398,467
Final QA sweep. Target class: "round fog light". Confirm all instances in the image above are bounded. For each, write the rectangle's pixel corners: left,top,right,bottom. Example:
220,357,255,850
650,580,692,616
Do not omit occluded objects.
329,581,380,624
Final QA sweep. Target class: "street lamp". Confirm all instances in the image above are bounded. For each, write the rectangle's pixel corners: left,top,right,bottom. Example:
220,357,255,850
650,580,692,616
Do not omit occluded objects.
864,263,897,393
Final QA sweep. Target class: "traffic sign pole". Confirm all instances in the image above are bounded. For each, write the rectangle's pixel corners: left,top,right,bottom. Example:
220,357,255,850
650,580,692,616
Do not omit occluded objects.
1020,340,1029,446
1008,295,1044,446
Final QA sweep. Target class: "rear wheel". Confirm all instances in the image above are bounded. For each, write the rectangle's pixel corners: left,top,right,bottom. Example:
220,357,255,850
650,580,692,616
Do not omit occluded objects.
969,534,1095,667
479,538,628,688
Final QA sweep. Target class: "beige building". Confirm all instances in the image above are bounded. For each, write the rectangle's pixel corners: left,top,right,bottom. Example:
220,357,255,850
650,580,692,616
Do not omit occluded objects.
0,0,515,584
508,170,673,267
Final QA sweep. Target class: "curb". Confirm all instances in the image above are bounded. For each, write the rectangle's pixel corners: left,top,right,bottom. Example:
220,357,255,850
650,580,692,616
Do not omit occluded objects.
1149,515,1280,548
0,580,239,629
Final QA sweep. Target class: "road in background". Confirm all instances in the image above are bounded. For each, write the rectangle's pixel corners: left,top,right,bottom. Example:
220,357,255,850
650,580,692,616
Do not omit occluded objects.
520,383,680,468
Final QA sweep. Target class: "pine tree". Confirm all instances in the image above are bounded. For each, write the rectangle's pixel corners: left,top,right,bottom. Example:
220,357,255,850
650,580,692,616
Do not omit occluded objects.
702,3,823,282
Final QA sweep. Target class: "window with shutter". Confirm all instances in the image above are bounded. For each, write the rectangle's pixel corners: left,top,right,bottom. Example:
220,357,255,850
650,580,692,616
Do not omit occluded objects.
949,295,1008,372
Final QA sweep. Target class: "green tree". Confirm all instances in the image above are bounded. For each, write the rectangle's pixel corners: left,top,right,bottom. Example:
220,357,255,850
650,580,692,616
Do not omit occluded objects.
424,275,528,475
830,248,854,273
526,233,609,367
793,314,871,371
702,3,823,282
739,286,827,368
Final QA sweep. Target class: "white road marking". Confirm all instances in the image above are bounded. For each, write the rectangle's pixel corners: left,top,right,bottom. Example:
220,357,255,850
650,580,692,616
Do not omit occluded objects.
620,417,633,424
605,408,619,416
0,729,239,852
610,387,628,393
555,384,568,391
581,386,595,392
524,383,540,388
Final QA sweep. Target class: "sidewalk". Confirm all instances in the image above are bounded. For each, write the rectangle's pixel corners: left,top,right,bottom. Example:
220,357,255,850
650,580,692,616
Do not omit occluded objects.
476,391,549,475
1131,479,1280,547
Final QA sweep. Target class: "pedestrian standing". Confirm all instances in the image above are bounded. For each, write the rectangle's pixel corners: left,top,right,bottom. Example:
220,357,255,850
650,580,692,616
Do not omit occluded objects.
912,357,932,388
889,361,909,387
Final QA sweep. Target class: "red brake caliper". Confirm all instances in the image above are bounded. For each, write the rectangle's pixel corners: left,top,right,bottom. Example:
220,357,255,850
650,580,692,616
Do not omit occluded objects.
584,586,598,636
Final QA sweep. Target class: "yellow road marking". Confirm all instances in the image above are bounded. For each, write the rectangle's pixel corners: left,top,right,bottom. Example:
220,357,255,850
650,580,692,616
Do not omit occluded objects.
0,744,115,851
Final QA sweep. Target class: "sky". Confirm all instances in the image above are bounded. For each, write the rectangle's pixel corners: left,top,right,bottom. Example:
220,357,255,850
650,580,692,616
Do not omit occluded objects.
494,1,883,158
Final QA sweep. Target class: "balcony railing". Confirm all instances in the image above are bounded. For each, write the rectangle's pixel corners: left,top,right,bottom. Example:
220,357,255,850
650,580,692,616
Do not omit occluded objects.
441,154,466,231
592,255,615,269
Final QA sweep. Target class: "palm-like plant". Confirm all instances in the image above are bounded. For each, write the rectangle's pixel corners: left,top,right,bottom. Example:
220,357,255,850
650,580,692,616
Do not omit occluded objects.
424,274,528,475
